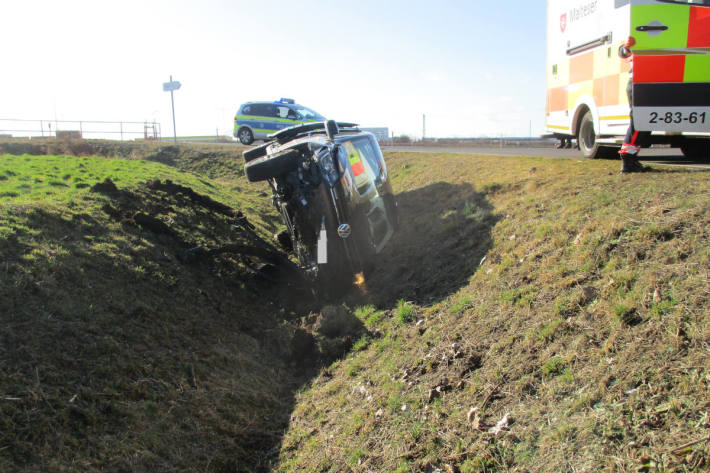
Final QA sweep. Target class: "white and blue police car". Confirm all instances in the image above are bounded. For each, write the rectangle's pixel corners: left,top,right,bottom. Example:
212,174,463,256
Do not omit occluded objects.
233,98,325,145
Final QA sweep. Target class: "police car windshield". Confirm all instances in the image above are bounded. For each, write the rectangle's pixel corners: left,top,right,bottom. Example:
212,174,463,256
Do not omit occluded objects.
294,106,325,121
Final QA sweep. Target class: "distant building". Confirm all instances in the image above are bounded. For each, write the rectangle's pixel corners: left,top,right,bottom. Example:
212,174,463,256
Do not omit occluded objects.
360,127,389,142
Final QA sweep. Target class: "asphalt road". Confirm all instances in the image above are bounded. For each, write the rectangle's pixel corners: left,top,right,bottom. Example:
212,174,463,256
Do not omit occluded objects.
380,145,710,171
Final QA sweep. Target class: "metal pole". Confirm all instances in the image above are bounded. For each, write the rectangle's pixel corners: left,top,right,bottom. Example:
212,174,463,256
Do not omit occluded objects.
170,75,177,143
120,122,123,141
40,120,44,137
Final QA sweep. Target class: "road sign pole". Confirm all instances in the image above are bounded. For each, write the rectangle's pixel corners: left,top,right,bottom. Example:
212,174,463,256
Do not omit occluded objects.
163,75,181,143
170,75,177,143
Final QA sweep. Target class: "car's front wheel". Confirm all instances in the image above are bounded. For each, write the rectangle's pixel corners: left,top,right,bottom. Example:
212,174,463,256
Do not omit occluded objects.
238,127,254,145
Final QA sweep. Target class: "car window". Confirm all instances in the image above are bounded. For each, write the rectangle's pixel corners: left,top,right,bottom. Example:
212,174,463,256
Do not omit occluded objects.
263,104,279,118
241,104,252,114
249,104,267,116
276,106,298,119
249,104,277,117
293,106,325,121
338,136,384,195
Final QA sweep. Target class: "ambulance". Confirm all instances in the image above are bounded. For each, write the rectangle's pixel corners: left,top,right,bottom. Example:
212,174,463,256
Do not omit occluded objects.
545,0,710,158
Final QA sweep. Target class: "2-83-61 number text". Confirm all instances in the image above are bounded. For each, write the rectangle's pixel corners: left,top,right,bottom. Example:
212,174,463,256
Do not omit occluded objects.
649,111,706,125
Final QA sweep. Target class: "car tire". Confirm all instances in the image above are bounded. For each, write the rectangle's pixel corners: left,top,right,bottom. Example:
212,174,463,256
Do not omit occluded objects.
680,140,710,162
238,127,254,145
244,149,302,182
577,111,610,159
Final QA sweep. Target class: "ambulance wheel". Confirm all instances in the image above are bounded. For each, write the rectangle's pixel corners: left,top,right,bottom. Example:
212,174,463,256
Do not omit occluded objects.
577,110,603,159
681,140,710,162
238,127,254,145
244,149,302,182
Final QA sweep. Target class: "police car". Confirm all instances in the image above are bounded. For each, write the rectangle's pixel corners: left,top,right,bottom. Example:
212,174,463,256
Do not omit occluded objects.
233,98,326,145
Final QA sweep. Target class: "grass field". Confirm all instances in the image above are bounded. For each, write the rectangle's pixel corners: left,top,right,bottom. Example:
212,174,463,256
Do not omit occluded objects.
1,140,709,472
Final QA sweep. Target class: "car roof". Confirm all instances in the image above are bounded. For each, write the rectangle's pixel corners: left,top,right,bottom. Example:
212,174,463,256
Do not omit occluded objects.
241,101,298,107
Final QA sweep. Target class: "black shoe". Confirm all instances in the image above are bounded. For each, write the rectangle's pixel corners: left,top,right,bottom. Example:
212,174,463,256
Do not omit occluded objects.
620,156,650,173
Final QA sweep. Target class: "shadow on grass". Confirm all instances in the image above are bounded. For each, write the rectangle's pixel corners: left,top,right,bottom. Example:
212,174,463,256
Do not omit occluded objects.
361,181,499,307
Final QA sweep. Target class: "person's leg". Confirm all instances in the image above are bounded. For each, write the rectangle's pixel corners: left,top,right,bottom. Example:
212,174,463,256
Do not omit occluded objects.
619,80,649,172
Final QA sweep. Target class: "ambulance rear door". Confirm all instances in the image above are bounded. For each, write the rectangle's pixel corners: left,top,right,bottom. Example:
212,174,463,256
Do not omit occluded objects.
630,0,710,133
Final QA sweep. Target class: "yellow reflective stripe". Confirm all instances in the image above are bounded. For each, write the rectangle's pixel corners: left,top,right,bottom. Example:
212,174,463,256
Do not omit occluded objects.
547,124,570,130
684,55,710,82
600,115,630,120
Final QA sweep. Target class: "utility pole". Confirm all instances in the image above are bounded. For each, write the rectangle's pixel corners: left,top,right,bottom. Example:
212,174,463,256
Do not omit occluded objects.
422,114,426,141
163,75,182,143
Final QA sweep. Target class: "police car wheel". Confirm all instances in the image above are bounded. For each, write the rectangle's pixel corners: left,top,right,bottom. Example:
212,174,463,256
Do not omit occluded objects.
238,127,254,145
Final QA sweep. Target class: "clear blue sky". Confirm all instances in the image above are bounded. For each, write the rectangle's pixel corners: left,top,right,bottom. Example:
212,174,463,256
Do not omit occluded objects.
2,0,546,139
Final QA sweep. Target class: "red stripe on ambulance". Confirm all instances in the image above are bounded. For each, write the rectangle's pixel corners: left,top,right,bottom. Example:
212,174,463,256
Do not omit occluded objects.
634,55,685,83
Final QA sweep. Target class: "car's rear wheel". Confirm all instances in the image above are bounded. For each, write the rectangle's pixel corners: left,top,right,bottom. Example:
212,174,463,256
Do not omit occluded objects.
681,140,710,162
244,149,302,182
238,127,254,145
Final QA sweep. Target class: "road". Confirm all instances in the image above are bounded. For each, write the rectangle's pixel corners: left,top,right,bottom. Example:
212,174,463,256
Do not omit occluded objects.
380,145,710,171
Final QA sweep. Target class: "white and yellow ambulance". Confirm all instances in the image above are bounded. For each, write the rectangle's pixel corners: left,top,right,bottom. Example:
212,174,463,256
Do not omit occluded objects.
546,0,710,158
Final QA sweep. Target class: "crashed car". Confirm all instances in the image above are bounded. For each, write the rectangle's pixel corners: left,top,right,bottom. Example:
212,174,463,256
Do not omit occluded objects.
243,120,398,289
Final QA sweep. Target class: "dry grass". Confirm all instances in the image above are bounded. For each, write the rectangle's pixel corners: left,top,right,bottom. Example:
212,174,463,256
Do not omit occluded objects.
278,152,710,472
0,147,314,473
2,142,709,472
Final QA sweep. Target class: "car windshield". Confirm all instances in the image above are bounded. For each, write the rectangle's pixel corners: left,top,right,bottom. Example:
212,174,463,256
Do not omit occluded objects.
293,106,325,121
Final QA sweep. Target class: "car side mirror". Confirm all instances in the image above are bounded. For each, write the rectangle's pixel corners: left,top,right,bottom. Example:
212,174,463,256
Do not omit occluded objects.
325,120,339,141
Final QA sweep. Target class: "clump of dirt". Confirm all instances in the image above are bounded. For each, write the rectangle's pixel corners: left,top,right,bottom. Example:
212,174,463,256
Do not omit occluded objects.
291,305,368,364
146,179,234,217
90,177,119,194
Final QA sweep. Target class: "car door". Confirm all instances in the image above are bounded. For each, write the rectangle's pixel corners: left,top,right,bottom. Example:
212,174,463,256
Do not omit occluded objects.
630,0,710,132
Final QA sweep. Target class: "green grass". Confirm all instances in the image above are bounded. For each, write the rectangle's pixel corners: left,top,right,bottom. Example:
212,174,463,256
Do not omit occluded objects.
278,152,710,473
0,147,294,473
395,298,416,324
4,142,710,473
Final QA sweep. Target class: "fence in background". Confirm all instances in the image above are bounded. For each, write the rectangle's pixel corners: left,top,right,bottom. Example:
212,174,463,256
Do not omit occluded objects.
0,119,161,141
